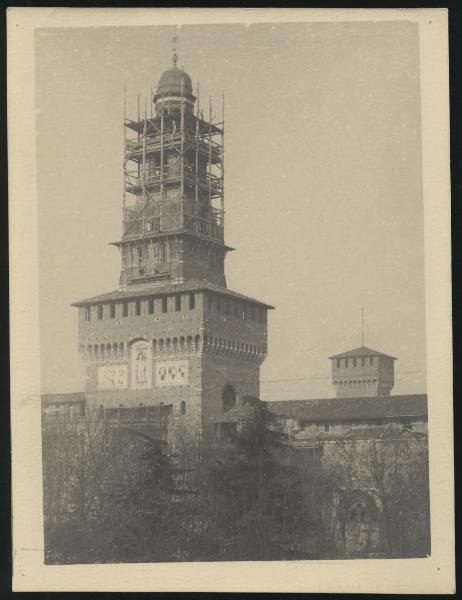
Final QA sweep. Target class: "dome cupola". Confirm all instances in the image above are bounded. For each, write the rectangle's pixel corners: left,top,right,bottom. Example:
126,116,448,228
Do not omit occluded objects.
153,37,196,114
154,66,193,100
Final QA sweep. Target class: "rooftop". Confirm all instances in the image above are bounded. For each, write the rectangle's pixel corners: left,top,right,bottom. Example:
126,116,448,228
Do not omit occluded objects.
329,345,397,360
72,279,275,309
294,423,426,444
266,394,427,422
42,392,86,406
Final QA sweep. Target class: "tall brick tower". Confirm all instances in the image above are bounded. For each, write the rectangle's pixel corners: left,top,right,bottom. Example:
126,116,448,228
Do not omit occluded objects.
72,43,273,434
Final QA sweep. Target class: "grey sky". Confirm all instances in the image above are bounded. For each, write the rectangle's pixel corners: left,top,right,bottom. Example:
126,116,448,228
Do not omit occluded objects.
36,21,425,400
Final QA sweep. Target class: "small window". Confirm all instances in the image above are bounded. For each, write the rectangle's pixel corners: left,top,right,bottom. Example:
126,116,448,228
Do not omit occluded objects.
175,295,181,311
353,358,357,367
180,401,186,416
148,298,155,314
361,357,365,367
189,293,195,310
110,303,115,319
135,300,141,316
159,241,166,263
97,304,103,320
324,423,330,432
85,306,91,321
336,358,340,368
122,302,128,317
162,297,168,313
344,358,349,368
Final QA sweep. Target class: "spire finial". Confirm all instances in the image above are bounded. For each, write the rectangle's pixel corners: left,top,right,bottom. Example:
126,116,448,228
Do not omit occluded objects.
172,31,178,67
361,305,365,347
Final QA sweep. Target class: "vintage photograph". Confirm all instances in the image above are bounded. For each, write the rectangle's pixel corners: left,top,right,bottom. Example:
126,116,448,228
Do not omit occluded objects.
35,20,432,565
8,6,455,592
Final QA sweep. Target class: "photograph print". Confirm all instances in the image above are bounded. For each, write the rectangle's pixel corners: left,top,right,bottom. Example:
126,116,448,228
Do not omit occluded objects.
37,18,432,564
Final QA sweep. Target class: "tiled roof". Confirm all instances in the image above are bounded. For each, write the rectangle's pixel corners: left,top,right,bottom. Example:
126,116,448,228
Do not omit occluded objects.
329,345,396,360
72,279,274,309
342,425,426,440
294,424,426,443
266,394,427,422
42,392,86,405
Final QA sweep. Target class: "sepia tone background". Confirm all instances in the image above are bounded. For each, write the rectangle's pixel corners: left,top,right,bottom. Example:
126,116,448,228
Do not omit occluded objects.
36,21,426,400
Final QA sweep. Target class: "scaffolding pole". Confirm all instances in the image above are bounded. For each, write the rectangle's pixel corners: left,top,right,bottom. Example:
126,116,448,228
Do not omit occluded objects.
180,80,185,199
142,98,147,205
123,84,127,231
160,94,164,201
221,92,225,214
208,97,212,210
195,83,200,213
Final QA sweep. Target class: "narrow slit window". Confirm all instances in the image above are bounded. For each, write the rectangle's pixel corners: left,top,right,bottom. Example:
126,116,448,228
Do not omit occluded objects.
336,358,340,368
97,304,103,320
189,293,195,310
85,306,91,321
122,302,128,317
162,297,168,313
110,303,115,319
135,300,141,316
180,401,186,415
148,298,155,314
353,358,357,367
175,295,181,311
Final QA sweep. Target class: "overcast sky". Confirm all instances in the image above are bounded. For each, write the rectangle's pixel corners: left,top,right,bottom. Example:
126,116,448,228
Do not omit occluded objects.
36,21,426,400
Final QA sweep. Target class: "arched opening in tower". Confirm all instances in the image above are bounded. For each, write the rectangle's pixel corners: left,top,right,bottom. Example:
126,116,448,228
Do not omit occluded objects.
222,384,236,413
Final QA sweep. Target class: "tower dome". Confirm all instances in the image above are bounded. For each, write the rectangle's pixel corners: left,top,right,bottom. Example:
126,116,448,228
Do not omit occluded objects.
155,66,193,99
153,35,196,112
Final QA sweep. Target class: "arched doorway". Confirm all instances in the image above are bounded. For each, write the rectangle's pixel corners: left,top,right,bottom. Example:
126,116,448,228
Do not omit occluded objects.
342,491,381,556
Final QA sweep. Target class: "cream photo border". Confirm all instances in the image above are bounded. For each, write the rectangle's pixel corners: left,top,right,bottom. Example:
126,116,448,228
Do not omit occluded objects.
8,7,454,593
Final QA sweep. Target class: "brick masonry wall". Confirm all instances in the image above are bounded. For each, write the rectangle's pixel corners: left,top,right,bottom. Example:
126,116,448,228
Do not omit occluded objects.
331,355,395,398
77,289,269,434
